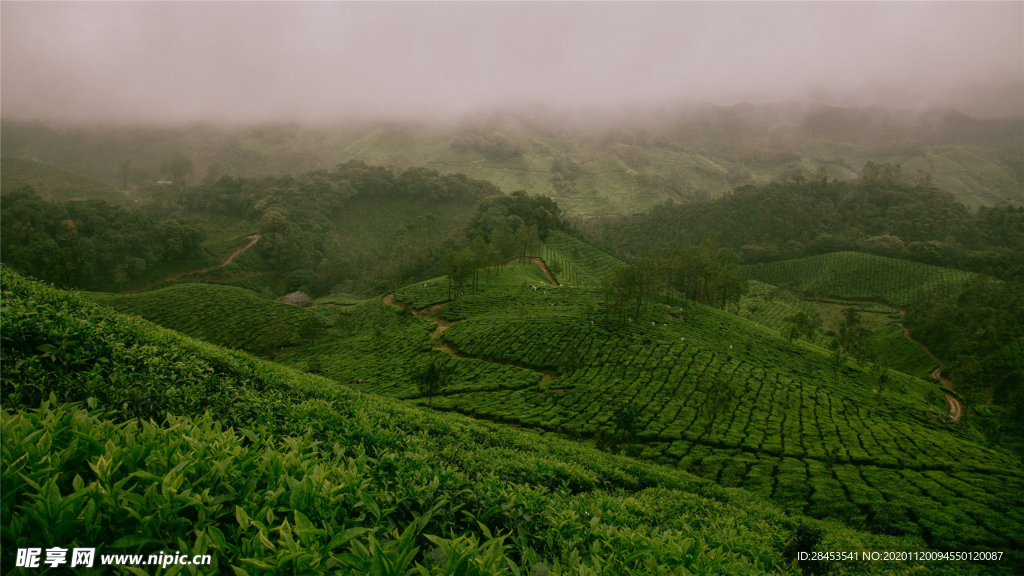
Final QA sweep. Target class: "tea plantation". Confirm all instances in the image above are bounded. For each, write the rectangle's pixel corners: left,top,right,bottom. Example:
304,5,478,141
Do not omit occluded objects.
86,283,326,356
540,230,625,286
271,263,1024,562
740,252,978,309
4,267,982,576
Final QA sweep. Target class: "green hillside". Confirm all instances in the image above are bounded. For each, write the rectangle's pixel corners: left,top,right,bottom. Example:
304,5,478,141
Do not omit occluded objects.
736,280,831,347
541,230,625,286
0,157,128,204
5,267,981,576
736,281,938,379
276,262,1024,555
741,252,977,309
862,325,940,381
5,106,1020,216
85,283,326,356
988,337,1024,374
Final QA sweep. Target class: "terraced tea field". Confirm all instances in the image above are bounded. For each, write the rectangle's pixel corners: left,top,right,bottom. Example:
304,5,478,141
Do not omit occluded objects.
278,268,1024,553
736,280,831,347
741,252,977,308
539,230,625,285
863,325,941,381
87,283,323,355
21,265,998,576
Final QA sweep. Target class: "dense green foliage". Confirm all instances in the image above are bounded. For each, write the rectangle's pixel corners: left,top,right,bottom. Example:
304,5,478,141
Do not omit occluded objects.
0,188,207,290
1,161,499,298
903,277,1024,427
4,111,1023,574
721,249,1023,459
466,192,565,243
903,277,1024,370
86,283,327,357
175,161,499,297
584,174,1024,281
861,326,939,381
3,267,965,576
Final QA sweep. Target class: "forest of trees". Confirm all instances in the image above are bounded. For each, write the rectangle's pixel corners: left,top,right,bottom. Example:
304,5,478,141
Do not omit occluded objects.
0,188,205,290
445,192,567,300
904,276,1024,409
584,163,1024,281
602,241,747,325
0,161,506,296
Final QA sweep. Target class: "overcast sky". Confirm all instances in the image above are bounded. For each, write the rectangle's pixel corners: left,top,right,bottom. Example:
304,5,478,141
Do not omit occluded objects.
2,1,1021,124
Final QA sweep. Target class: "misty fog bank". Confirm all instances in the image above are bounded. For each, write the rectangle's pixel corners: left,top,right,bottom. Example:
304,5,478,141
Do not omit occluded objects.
2,2,1021,125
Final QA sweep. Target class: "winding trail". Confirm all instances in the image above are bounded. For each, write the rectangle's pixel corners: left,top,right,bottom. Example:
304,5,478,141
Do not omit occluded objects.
899,323,962,423
126,234,261,293
382,290,556,382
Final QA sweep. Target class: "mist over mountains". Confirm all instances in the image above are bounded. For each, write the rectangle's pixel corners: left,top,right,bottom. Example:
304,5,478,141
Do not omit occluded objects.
3,102,1021,212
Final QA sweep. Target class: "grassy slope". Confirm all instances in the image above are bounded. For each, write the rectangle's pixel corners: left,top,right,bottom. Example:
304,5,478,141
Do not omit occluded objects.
277,258,1023,555
0,157,129,204
740,252,978,309
852,146,1023,209
3,267,964,576
85,283,323,356
121,197,477,299
537,239,939,383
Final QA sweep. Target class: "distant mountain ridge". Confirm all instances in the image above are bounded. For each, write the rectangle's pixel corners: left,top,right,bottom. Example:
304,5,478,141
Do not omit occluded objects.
3,103,1020,214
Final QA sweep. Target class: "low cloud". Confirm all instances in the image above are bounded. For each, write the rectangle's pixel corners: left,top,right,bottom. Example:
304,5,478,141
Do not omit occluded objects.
2,2,1021,124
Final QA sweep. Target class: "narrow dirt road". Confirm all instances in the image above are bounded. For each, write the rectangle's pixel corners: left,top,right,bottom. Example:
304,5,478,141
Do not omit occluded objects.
383,293,557,383
899,323,962,422
383,296,463,358
126,234,261,293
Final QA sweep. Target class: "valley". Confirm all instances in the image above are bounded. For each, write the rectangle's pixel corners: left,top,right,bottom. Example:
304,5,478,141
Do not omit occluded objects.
4,158,1023,576
75,228,1022,560
4,3,1023,573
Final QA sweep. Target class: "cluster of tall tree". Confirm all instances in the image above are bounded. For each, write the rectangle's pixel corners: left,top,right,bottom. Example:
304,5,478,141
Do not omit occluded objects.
584,164,1024,282
178,160,498,218
904,276,1024,400
0,188,205,289
602,240,747,325
443,192,565,299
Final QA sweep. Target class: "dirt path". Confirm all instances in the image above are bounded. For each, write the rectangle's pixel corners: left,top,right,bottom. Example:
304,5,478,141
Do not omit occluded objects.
383,294,557,383
126,234,261,293
383,296,459,355
503,257,560,286
898,323,962,423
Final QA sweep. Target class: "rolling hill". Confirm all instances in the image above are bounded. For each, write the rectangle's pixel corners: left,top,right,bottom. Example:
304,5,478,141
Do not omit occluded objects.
270,259,1023,554
85,283,327,356
7,266,981,576
4,104,1020,216
740,252,978,309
